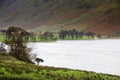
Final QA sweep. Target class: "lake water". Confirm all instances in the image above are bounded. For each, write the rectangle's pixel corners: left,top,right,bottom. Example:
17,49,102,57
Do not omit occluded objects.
30,39,120,75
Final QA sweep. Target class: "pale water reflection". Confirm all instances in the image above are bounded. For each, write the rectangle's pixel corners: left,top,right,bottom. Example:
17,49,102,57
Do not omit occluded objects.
29,39,120,75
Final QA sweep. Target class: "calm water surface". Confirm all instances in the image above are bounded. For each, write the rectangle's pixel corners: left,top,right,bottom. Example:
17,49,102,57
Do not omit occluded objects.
29,39,120,75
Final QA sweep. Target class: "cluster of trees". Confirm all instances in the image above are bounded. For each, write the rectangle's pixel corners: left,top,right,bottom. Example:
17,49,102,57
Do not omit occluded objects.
59,29,84,39
28,32,36,42
59,29,96,39
0,28,104,43
36,29,102,41
39,32,56,41
0,27,44,65
0,29,6,34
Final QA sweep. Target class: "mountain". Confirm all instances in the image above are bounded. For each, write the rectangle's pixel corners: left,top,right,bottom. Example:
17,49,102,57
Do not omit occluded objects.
0,0,120,34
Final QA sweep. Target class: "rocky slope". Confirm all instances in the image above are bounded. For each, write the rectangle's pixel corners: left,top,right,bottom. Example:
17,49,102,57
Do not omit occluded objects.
0,0,119,34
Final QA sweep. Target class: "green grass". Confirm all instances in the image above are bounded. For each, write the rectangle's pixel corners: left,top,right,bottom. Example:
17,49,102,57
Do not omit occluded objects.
1,33,120,42
0,35,6,42
0,34,92,42
0,54,120,80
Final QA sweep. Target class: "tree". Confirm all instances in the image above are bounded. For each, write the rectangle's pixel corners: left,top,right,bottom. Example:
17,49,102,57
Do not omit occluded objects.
5,27,33,63
35,58,44,66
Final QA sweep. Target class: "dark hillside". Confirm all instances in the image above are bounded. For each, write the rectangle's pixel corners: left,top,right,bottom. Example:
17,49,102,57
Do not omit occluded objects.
0,0,119,34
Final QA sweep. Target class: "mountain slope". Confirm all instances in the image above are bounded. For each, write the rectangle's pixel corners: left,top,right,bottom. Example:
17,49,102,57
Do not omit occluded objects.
0,0,119,34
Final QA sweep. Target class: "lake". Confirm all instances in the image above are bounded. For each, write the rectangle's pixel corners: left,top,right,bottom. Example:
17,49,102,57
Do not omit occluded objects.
30,39,120,75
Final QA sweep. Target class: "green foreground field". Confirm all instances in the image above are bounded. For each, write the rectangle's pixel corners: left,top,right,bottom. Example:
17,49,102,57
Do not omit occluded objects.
0,54,120,80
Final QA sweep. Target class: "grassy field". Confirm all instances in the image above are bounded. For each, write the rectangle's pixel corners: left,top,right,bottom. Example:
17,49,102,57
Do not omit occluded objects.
0,34,92,42
0,54,120,80
0,35,6,42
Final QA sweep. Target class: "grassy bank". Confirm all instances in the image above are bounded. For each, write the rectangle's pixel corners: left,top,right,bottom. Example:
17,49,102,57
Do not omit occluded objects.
0,54,120,80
